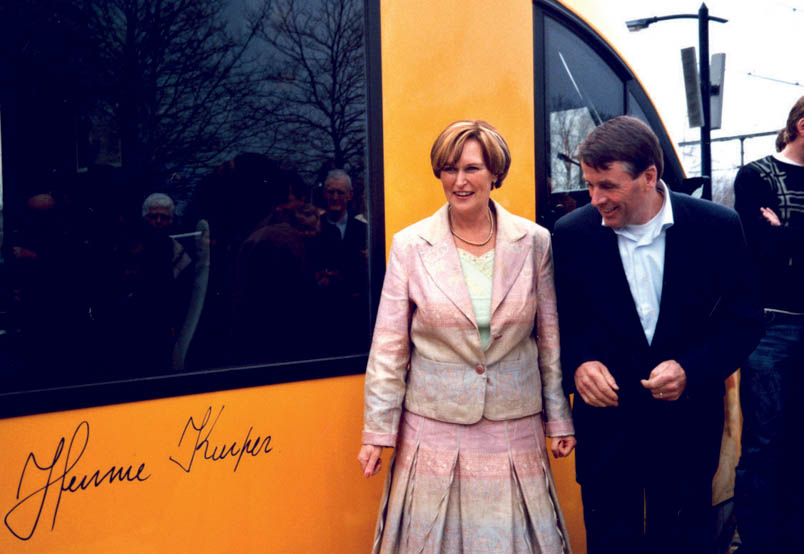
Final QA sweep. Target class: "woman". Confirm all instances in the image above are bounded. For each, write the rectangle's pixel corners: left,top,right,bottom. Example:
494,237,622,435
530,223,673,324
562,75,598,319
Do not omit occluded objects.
358,120,576,553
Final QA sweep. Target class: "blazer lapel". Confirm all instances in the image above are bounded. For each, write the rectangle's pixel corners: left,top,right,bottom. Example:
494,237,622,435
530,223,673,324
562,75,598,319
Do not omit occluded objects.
593,223,650,350
490,202,530,318
652,193,687,351
417,205,477,327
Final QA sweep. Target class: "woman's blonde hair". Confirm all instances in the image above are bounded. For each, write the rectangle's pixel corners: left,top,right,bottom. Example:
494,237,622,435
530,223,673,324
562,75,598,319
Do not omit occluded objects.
430,120,511,188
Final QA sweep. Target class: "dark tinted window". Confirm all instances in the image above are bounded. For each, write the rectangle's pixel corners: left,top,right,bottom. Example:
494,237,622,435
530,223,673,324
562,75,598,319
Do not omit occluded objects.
0,0,372,394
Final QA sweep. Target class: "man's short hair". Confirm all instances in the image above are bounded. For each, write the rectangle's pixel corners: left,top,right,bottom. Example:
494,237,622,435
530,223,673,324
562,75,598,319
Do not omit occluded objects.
142,192,175,218
325,169,352,191
578,116,664,181
430,120,511,188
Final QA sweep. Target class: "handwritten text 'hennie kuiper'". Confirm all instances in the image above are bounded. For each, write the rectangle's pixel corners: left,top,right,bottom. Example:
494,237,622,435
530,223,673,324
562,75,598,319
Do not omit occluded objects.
4,405,272,540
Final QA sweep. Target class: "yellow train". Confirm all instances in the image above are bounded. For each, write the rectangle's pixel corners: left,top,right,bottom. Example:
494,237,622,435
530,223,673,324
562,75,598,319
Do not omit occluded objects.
0,1,696,552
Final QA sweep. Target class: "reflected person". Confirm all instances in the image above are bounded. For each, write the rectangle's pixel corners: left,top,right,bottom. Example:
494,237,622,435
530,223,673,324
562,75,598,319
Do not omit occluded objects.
142,193,192,280
8,191,91,385
319,169,369,352
232,171,325,363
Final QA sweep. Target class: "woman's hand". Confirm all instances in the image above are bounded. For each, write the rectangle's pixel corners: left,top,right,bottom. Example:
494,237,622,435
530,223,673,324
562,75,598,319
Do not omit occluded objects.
550,435,577,458
357,444,384,478
760,206,781,226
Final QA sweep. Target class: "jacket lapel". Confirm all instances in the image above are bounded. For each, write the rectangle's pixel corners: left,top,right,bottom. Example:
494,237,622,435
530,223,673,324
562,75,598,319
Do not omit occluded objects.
490,202,530,318
593,221,650,350
417,205,477,327
652,192,686,351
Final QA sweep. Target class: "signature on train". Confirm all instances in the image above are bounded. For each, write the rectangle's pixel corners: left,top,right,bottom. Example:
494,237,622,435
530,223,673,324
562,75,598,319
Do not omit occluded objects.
3,405,273,541
168,405,273,473
3,420,151,541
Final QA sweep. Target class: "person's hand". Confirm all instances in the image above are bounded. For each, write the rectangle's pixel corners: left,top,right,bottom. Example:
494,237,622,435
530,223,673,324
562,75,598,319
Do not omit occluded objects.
760,207,781,226
640,360,686,401
550,435,577,458
574,361,619,407
357,444,384,478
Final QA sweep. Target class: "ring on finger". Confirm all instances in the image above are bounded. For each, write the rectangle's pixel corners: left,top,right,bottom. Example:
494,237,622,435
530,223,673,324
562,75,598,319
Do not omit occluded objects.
658,391,664,398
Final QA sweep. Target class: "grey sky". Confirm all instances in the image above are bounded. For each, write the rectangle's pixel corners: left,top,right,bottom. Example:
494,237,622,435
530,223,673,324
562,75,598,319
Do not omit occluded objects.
604,0,802,179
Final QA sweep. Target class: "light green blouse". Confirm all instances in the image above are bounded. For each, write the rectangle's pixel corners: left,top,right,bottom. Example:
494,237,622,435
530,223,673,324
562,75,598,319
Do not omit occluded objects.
457,249,494,350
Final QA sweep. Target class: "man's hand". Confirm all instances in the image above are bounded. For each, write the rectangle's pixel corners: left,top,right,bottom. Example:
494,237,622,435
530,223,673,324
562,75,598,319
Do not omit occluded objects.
575,361,619,407
640,360,686,401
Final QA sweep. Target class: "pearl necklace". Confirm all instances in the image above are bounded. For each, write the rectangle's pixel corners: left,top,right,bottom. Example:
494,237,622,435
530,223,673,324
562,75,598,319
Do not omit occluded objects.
448,206,495,246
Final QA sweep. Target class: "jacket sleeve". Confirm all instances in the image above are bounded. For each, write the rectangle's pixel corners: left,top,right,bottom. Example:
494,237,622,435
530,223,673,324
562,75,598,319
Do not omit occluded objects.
362,235,413,447
535,235,574,437
552,220,597,396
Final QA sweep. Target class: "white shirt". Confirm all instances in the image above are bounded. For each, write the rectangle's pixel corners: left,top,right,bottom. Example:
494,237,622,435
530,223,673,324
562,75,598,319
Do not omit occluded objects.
607,182,674,345
327,210,349,239
773,151,804,166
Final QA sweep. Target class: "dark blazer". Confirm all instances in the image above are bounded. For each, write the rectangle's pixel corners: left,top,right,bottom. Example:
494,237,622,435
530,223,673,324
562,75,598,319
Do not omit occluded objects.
553,192,762,485
320,214,368,291
319,214,369,351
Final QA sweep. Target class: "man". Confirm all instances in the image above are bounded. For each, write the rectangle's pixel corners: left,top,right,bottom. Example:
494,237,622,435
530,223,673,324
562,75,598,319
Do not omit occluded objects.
141,192,192,279
320,169,366,251
553,116,762,553
733,96,804,553
318,169,369,352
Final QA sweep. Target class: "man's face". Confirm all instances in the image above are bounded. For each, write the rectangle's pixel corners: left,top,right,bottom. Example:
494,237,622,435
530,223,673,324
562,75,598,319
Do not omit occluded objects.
144,206,173,231
324,178,352,218
582,161,657,229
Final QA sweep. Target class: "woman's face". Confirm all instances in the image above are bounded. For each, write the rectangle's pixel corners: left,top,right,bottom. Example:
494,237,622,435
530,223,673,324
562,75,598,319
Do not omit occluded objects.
439,139,495,218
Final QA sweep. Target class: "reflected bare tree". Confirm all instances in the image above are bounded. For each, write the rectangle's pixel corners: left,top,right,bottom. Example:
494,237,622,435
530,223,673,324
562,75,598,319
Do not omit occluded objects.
85,0,271,181
254,0,365,177
548,94,596,193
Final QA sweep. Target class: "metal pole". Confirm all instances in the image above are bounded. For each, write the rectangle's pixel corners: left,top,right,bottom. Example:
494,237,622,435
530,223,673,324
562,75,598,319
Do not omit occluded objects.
740,137,745,167
699,3,712,199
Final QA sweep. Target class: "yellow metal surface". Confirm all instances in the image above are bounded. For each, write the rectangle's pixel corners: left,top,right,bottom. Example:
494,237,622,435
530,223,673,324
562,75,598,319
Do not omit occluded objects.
0,374,381,552
381,0,537,252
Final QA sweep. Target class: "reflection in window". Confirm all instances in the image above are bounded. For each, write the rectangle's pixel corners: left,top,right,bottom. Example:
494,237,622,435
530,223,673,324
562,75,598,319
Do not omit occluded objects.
543,16,625,227
0,0,371,393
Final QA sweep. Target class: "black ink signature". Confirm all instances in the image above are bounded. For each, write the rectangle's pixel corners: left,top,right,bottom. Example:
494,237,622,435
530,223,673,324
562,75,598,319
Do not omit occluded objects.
4,420,150,541
169,406,273,473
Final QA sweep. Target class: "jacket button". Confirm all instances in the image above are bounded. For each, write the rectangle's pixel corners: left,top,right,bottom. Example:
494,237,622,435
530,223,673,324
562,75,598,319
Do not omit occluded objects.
475,364,485,374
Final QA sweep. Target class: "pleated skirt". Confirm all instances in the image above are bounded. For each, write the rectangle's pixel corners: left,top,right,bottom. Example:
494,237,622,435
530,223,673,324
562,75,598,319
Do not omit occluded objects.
372,410,571,553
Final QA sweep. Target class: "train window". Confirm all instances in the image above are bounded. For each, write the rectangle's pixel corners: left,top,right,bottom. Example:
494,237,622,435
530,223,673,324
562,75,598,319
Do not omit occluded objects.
543,15,625,226
0,0,373,402
628,91,650,123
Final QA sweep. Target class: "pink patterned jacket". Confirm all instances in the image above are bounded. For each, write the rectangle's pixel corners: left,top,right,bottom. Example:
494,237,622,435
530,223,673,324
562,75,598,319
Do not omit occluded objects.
362,201,574,447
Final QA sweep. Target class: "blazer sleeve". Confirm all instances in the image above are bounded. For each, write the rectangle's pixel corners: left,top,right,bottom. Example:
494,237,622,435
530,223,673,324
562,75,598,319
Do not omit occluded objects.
535,235,574,437
552,220,597,396
362,234,413,447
